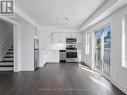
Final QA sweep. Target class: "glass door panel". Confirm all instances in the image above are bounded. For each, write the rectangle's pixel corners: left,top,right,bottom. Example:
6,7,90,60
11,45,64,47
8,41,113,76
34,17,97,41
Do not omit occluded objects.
95,30,102,72
103,25,111,76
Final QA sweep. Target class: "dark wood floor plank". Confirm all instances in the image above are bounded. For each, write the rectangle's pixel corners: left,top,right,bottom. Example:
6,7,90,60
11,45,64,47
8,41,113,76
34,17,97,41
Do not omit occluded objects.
0,63,126,95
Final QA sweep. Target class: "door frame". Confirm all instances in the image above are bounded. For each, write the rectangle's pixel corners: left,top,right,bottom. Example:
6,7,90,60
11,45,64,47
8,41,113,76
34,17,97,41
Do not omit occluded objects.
92,23,111,76
0,18,21,72
92,28,103,73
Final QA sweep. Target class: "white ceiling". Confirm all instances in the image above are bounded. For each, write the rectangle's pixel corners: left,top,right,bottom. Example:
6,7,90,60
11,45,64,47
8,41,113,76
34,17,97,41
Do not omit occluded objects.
16,0,106,27
9,14,31,25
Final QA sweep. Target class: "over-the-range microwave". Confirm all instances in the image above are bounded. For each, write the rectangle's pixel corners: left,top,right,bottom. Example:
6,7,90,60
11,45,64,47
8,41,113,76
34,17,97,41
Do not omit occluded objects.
66,38,76,44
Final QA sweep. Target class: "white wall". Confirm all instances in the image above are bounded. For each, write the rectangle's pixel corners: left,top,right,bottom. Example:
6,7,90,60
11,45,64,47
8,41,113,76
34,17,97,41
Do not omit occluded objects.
20,25,35,71
13,25,22,72
82,28,93,68
80,0,118,28
0,20,13,61
82,5,127,94
10,18,37,72
38,26,81,67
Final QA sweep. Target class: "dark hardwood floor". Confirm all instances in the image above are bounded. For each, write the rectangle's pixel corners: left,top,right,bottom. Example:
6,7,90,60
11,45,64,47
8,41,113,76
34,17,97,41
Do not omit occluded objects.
0,63,126,95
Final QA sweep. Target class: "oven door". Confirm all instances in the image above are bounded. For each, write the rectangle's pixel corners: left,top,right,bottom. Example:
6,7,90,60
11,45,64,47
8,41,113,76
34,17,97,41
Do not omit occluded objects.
66,52,77,58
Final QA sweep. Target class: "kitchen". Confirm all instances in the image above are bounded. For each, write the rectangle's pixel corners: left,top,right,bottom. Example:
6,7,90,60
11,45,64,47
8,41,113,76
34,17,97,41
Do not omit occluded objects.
39,31,83,66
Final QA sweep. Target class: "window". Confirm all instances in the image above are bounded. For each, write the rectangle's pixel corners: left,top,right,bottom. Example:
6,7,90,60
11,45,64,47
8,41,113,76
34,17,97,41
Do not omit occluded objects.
86,32,89,54
122,15,127,67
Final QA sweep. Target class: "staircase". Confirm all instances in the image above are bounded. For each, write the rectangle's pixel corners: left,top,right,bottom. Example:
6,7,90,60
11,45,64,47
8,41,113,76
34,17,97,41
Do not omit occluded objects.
0,45,13,71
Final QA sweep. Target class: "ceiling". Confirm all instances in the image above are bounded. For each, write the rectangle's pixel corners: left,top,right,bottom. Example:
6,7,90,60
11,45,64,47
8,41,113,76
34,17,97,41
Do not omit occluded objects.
16,0,106,27
9,14,31,25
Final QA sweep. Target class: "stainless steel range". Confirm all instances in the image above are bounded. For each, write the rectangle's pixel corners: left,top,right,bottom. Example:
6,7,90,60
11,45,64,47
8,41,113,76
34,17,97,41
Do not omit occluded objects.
59,38,78,63
66,44,78,63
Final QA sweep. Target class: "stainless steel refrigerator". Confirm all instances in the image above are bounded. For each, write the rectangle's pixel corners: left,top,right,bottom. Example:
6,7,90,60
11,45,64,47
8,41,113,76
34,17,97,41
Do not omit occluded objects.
34,38,39,70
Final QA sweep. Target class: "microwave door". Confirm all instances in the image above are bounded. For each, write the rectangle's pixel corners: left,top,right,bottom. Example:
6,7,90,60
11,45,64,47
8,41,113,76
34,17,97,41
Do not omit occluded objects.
66,38,76,44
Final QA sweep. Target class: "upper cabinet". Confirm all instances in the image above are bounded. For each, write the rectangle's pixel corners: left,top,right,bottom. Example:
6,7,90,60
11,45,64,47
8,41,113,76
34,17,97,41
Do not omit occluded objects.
53,33,61,43
53,32,82,44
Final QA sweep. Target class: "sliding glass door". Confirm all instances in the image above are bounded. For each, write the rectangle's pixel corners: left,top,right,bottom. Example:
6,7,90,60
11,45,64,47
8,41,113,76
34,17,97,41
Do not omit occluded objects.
103,25,111,75
94,25,111,76
95,30,102,72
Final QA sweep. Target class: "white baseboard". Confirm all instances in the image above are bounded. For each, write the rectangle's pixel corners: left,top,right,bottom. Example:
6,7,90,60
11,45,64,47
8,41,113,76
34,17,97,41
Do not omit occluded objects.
111,79,127,95
98,70,127,95
100,71,127,95
83,61,92,68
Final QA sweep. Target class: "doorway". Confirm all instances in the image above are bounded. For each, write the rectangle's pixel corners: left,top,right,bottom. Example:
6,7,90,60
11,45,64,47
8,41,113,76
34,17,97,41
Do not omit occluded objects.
94,25,111,76
0,19,14,71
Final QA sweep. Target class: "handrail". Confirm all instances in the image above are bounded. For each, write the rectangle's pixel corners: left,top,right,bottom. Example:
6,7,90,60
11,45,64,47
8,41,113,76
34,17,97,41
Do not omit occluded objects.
0,32,13,60
0,36,12,48
0,33,10,46
0,32,9,43
0,32,12,49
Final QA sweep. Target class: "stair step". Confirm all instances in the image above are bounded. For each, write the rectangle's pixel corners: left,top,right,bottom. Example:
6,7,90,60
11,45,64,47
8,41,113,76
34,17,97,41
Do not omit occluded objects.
7,51,13,53
0,67,13,71
6,54,13,56
8,49,13,51
10,46,13,49
4,56,13,58
2,45,14,68
2,58,13,61
0,60,13,62
0,62,13,65
6,52,13,54
5,52,13,56
0,65,13,67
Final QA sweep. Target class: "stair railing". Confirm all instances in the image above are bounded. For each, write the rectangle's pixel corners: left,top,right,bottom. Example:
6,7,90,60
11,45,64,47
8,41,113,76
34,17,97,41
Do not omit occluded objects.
0,32,13,61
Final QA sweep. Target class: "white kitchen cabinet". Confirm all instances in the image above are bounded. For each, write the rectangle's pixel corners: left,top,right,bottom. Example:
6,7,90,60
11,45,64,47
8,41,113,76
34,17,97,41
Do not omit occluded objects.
44,50,59,63
53,33,66,43
53,32,82,44
60,33,66,43
53,33,61,43
76,32,82,44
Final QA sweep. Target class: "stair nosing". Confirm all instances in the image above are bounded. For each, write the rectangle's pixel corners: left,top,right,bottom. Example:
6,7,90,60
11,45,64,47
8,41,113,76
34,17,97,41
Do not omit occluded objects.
4,56,13,58
0,65,13,67
6,52,13,54
0,61,13,62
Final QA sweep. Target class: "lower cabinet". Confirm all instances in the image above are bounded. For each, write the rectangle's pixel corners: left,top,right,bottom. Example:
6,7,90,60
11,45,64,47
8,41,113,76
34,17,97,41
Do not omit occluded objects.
44,50,59,63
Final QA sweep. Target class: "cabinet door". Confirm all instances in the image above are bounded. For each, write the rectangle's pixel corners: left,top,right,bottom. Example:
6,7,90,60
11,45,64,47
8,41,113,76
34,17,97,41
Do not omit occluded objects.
60,33,66,43
53,33,61,43
46,50,59,63
53,32,83,44
76,32,82,44
65,32,71,38
71,32,76,38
